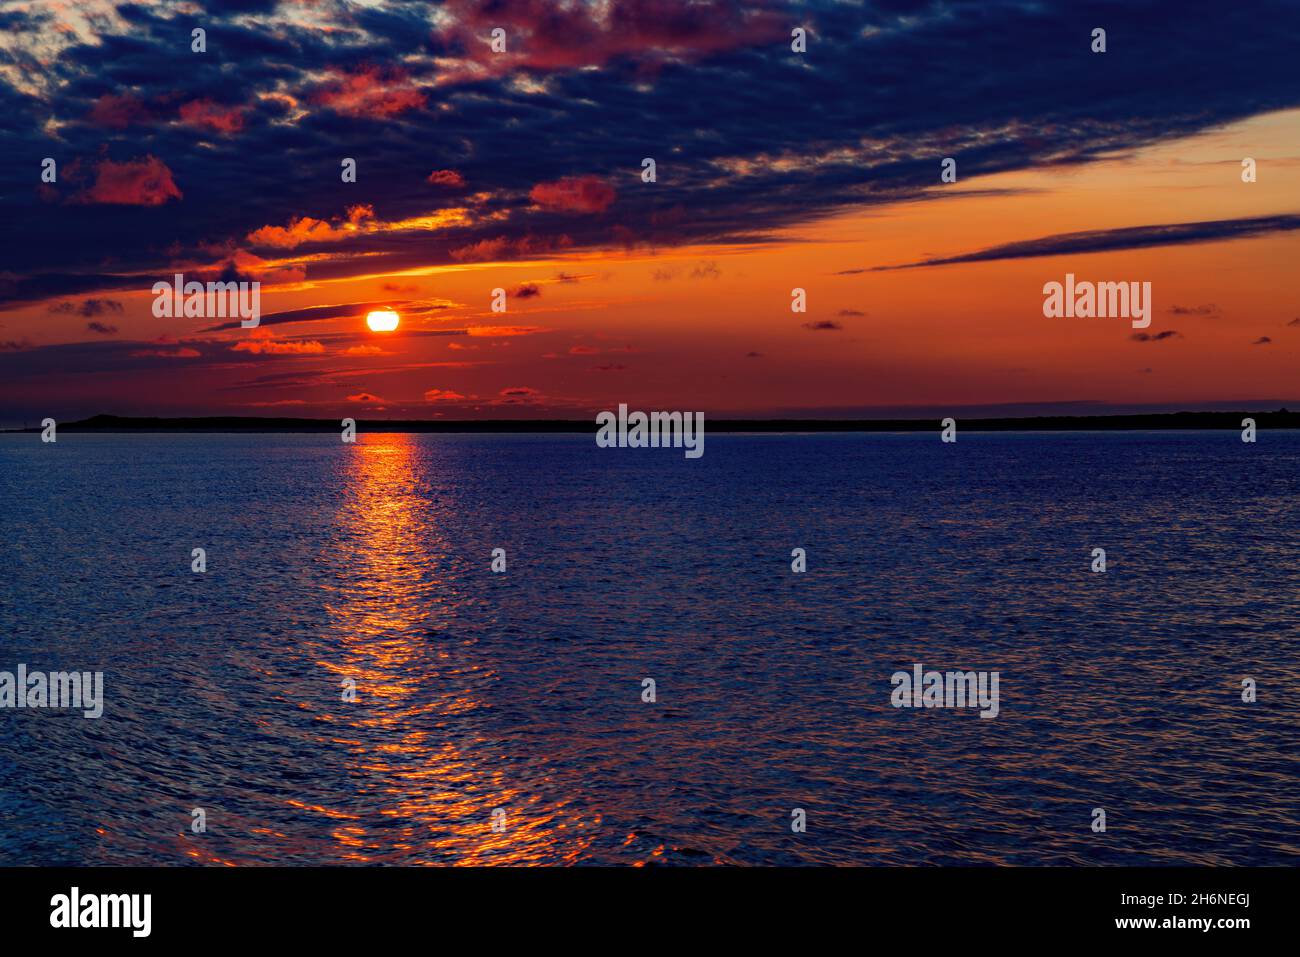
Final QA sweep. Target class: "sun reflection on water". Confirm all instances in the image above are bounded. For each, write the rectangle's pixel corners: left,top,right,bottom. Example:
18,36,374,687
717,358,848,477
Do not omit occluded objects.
310,434,595,864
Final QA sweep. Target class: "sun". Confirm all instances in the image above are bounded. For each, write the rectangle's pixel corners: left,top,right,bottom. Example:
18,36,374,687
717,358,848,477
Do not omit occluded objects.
366,310,400,332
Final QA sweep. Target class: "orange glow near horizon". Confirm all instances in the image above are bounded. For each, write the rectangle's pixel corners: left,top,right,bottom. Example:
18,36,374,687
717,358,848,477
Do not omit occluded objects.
3,109,1298,421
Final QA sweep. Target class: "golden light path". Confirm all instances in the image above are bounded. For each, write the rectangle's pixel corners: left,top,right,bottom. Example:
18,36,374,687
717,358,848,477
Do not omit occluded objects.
366,310,400,332
310,435,598,864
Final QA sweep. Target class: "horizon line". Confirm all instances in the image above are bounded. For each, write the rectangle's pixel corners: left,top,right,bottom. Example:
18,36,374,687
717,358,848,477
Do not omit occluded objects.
4,409,1298,434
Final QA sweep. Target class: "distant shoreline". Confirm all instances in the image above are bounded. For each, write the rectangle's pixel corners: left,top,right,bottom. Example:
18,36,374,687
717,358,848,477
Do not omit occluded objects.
3,411,1298,433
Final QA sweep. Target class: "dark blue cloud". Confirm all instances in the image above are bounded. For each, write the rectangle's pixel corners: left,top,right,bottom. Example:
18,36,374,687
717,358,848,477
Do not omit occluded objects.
867,215,1300,270
0,0,1298,309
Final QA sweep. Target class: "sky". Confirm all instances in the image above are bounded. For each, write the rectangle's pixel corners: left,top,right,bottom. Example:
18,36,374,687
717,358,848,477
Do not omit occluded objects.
0,0,1297,424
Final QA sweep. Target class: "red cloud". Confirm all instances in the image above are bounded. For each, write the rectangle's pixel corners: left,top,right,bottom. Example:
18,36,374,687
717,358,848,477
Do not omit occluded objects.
178,99,246,134
246,205,373,250
467,325,552,337
427,169,466,187
247,217,342,249
450,237,509,262
437,0,787,74
72,156,182,206
231,339,325,355
264,265,308,285
530,176,615,214
87,93,152,128
450,233,573,263
130,347,201,359
314,65,426,117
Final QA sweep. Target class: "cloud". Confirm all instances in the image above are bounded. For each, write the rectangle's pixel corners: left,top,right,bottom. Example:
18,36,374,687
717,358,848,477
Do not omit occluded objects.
347,392,386,402
529,176,616,214
1252,336,1273,345
202,299,458,332
427,169,466,187
178,98,246,134
231,339,326,355
424,388,467,401
435,0,786,73
86,93,152,128
84,91,245,135
246,205,375,249
654,260,723,281
450,234,573,263
312,65,426,118
871,216,1300,270
1131,330,1182,342
490,385,550,407
802,320,842,331
49,299,123,317
1167,303,1222,316
130,347,201,358
511,283,542,299
71,156,182,206
838,308,866,316
466,325,552,337
86,321,118,335
6,0,1300,317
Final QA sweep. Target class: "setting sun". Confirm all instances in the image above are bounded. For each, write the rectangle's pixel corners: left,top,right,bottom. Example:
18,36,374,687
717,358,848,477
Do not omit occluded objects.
366,310,400,332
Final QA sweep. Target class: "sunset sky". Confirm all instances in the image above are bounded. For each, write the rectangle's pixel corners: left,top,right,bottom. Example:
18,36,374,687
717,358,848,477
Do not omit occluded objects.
1,0,1297,424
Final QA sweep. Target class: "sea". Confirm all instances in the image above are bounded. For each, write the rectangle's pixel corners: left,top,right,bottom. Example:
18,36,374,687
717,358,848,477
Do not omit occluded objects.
1,431,1297,865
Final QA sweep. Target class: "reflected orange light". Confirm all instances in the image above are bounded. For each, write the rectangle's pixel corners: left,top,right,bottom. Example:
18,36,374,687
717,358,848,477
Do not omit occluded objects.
308,434,599,864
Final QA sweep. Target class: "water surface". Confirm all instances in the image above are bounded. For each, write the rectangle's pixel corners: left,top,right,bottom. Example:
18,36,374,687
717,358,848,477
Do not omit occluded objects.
1,432,1297,865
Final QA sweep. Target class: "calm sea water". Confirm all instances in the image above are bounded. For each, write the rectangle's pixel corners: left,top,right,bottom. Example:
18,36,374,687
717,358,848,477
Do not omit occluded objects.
0,431,1297,866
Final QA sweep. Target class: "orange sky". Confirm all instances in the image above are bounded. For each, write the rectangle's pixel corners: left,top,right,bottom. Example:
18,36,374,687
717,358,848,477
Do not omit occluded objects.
4,108,1298,421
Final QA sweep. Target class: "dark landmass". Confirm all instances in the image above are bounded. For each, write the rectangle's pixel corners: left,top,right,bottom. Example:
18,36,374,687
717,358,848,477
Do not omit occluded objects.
3,410,1298,433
